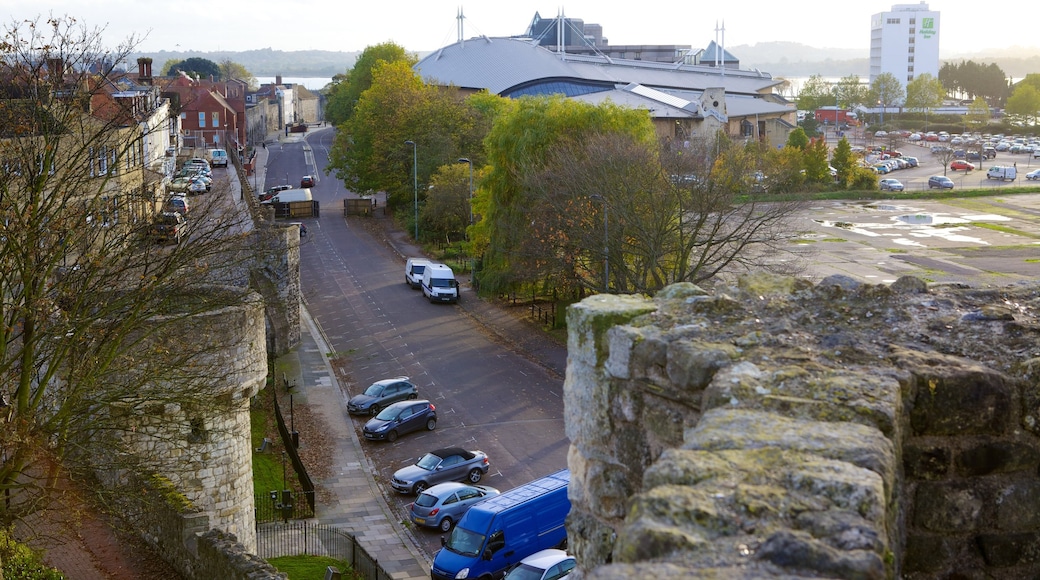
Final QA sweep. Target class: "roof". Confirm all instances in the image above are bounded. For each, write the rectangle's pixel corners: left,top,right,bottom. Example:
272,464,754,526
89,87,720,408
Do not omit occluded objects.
429,448,476,460
415,37,790,119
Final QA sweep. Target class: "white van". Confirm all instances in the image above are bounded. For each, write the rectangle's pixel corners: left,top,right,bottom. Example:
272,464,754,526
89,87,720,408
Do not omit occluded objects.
986,166,1017,181
405,258,431,289
421,263,459,303
262,188,313,204
207,148,229,168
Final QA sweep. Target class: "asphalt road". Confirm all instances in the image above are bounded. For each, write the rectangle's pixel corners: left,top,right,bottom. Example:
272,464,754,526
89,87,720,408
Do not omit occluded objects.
275,129,568,559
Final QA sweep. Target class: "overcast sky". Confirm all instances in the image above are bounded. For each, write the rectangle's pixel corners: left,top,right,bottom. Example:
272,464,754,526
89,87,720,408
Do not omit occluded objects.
2,1,1035,55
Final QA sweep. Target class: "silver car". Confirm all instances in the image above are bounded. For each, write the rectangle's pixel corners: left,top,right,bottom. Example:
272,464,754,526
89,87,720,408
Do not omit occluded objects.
390,447,490,494
409,482,499,532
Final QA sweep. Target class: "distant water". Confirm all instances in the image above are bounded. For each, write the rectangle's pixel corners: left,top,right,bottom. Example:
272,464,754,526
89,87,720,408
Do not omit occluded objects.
256,77,332,91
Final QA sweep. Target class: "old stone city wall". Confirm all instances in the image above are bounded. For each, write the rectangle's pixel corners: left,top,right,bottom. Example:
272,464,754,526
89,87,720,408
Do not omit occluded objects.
564,274,1040,579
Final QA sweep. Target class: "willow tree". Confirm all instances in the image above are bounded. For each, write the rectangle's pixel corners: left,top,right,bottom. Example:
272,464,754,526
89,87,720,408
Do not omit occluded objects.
0,16,257,534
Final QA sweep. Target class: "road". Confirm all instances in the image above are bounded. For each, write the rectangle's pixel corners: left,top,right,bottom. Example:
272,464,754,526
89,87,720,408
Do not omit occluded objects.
267,128,569,559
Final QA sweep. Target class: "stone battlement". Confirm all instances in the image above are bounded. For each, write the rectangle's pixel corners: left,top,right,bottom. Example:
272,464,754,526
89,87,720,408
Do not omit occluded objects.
565,275,1040,579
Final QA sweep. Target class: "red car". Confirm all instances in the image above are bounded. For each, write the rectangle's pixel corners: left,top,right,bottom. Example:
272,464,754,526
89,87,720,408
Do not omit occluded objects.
301,175,315,187
949,160,975,171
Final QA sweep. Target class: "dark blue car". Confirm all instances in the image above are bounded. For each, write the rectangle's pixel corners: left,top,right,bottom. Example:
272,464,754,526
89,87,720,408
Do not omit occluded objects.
362,400,437,442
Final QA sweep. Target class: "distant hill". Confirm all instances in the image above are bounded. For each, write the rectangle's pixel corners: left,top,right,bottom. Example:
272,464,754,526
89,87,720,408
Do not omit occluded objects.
132,42,1040,84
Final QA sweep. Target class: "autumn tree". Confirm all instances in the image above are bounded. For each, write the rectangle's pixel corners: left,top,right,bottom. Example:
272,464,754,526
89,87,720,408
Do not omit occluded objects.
218,58,258,90
0,16,258,534
324,42,415,126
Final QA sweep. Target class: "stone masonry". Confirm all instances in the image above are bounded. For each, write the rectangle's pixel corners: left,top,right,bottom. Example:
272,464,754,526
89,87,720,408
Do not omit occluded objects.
564,274,1040,579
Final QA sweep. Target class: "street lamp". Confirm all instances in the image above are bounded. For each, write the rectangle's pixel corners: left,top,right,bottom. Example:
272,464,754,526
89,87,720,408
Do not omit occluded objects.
458,158,473,226
404,140,418,240
590,195,609,293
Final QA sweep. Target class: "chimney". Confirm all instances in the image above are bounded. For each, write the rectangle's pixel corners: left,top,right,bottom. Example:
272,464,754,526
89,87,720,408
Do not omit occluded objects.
276,75,282,86
137,57,153,85
45,58,64,84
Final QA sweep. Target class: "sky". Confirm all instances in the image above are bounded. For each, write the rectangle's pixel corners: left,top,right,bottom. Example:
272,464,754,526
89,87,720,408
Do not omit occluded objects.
2,1,1037,56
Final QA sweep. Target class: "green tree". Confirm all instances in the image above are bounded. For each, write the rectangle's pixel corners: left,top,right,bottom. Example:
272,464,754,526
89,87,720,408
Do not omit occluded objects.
802,138,832,184
786,127,810,150
218,58,258,90
869,73,905,125
835,75,869,109
324,42,415,126
164,56,220,80
479,95,656,294
966,97,991,131
904,73,946,113
830,137,857,187
422,162,471,241
939,60,1009,104
1005,84,1040,126
797,75,833,113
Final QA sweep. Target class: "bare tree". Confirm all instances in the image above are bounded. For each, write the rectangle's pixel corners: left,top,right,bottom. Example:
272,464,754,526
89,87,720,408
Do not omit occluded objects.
0,16,259,532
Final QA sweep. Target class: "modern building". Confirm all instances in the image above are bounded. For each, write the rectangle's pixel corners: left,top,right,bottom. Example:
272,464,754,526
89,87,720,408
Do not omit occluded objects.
416,33,794,149
869,2,940,90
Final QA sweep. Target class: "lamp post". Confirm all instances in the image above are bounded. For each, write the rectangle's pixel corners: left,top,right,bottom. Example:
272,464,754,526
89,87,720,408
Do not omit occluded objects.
404,140,418,240
590,195,608,293
458,158,473,226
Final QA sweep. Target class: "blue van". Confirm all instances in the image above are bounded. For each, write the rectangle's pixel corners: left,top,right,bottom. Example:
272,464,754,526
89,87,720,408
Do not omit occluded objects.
430,469,570,580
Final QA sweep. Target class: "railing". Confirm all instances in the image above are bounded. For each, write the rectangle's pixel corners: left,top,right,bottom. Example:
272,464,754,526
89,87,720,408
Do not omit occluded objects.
271,379,316,516
255,521,394,580
255,490,315,523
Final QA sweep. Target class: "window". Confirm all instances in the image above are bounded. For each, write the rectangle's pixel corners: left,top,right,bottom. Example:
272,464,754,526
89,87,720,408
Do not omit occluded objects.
198,112,206,128
211,111,220,129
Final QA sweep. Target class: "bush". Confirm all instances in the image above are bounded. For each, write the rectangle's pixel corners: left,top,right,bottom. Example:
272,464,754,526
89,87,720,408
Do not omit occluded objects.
0,529,66,580
847,167,880,191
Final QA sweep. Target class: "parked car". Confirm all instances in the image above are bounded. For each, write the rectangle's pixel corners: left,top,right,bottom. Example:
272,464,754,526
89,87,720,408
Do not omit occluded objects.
168,176,207,195
164,195,190,216
879,178,904,192
300,175,315,187
183,158,211,172
347,376,418,415
902,156,919,167
362,399,436,442
391,447,491,495
408,482,499,532
150,211,185,244
928,175,955,190
503,549,576,580
949,160,975,171
1026,169,1040,181
260,184,292,202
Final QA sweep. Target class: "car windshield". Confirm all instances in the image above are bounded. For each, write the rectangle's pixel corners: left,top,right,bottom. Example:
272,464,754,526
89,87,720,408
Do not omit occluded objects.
416,453,442,471
363,384,385,397
414,492,438,508
432,278,455,288
374,406,399,421
505,563,549,580
445,526,484,557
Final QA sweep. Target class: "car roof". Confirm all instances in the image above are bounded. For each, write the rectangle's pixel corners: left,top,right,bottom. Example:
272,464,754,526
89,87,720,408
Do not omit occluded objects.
385,399,430,410
422,481,474,496
428,447,476,460
518,549,572,569
373,376,410,386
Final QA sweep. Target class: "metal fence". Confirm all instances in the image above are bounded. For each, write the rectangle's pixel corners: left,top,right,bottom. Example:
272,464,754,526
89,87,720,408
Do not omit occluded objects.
256,521,393,580
255,490,316,523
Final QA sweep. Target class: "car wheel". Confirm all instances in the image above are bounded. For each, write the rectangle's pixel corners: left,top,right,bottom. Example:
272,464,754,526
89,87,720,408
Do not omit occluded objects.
408,393,418,400
370,406,381,416
386,430,398,443
438,516,454,532
467,468,483,483
426,417,437,431
414,481,428,495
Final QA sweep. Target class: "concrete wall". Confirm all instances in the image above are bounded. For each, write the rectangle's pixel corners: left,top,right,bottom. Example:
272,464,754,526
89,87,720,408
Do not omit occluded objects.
565,274,1040,579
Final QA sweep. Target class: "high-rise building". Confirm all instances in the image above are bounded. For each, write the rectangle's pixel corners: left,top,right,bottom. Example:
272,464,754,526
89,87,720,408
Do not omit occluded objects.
869,2,940,91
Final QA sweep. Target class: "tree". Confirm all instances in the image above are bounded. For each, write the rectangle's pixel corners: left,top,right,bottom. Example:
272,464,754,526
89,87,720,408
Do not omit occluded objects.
796,75,833,113
802,138,832,185
218,58,258,90
904,73,946,113
835,75,869,109
939,60,1009,105
966,97,991,132
1006,84,1040,126
324,42,415,126
163,56,220,80
0,16,257,533
786,127,810,150
830,137,857,187
422,163,471,242
869,73,905,126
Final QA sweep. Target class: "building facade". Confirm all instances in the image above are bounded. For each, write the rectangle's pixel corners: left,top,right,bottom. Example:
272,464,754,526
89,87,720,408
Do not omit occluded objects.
870,2,940,91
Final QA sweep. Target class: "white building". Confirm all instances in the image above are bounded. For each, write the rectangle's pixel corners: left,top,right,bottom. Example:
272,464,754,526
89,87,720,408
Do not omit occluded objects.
869,2,940,92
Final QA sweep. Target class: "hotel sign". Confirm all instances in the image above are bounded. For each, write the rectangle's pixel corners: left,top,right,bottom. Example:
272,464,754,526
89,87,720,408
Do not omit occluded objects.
920,17,936,39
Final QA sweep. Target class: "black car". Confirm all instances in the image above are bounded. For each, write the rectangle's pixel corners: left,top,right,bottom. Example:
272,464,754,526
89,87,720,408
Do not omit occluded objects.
363,400,437,442
347,376,418,415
